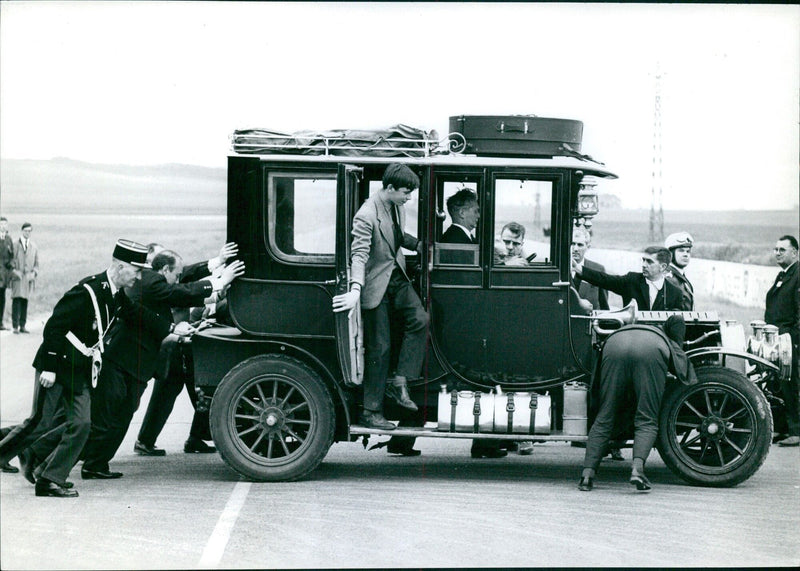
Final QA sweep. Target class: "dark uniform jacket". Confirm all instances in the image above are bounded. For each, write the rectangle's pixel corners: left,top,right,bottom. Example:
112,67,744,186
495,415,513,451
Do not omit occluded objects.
666,264,694,310
765,261,800,344
103,266,212,383
580,265,688,311
31,272,146,394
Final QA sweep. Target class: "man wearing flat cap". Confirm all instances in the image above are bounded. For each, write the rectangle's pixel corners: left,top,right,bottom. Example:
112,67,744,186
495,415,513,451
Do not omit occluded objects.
0,240,167,497
665,231,695,311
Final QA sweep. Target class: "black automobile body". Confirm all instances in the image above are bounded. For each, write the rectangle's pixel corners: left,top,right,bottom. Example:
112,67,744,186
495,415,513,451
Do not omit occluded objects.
192,118,788,485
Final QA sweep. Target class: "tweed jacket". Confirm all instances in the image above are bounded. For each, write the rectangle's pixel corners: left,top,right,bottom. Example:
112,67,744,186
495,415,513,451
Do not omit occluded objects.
350,193,418,310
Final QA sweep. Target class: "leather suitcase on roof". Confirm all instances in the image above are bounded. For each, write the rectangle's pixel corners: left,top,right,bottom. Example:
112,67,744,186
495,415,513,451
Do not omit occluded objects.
449,115,583,157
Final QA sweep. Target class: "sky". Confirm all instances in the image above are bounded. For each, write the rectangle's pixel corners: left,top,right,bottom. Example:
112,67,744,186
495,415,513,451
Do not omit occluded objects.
1,1,798,210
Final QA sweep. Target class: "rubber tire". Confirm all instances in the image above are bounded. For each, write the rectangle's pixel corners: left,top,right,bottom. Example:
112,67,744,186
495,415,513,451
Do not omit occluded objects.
210,354,335,482
657,366,772,488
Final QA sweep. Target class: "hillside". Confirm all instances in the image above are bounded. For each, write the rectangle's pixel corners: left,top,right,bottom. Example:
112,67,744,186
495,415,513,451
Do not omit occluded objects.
0,158,227,215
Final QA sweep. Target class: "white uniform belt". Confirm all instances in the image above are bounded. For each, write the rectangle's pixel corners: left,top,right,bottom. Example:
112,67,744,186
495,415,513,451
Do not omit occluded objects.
65,331,93,357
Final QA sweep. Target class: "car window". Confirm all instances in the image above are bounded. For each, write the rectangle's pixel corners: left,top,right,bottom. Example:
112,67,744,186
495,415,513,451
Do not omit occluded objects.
435,181,480,267
267,172,337,264
493,178,553,266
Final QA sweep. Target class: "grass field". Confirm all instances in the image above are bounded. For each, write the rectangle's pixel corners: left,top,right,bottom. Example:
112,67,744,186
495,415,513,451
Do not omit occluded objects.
0,213,226,325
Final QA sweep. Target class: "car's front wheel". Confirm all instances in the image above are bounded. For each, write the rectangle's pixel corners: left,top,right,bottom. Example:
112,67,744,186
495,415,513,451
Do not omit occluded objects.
657,366,772,487
210,354,335,482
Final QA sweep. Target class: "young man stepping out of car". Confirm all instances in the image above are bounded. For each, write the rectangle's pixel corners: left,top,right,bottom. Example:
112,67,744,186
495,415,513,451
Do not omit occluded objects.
332,164,428,430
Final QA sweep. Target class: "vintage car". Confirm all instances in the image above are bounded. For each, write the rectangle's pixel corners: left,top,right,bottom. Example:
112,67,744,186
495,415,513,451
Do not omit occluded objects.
191,117,789,486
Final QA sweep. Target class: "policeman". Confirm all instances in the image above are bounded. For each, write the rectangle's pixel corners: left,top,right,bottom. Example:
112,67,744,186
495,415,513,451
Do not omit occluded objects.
1,240,153,496
664,231,694,310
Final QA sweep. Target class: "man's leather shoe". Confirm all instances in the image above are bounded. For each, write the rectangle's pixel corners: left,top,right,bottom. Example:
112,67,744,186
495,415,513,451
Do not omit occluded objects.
0,324,7,330
184,437,216,453
629,473,652,492
578,477,594,491
777,435,800,447
1,461,19,473
470,444,508,459
386,442,421,456
358,411,396,430
518,441,534,456
19,328,30,334
772,433,789,444
608,448,624,461
81,468,123,479
18,450,37,484
134,440,167,456
35,479,79,498
385,383,418,411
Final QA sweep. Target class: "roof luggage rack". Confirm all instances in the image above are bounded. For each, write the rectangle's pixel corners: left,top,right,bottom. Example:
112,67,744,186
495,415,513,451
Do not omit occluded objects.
231,124,443,158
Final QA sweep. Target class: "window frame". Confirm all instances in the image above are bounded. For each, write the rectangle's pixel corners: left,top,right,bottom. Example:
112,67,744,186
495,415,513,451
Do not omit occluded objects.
265,168,338,265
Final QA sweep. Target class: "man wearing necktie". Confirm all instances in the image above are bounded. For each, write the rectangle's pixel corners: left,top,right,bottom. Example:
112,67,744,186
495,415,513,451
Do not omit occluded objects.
332,164,428,430
11,222,38,333
572,246,687,311
765,235,800,447
665,231,695,310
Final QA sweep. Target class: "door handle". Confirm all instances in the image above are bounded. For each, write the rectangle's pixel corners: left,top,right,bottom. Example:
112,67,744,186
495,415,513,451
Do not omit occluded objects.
551,281,570,287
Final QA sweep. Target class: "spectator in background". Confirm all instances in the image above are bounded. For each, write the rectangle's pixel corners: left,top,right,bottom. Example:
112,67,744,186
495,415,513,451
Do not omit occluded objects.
0,217,13,330
665,231,694,310
571,226,609,313
765,235,799,447
11,222,38,333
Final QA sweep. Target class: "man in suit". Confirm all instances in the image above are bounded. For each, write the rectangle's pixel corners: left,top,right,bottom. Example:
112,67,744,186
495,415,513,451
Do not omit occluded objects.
571,226,609,312
80,246,243,477
572,246,688,311
442,188,479,244
133,244,244,456
766,235,800,447
332,164,428,430
665,231,695,310
1,240,153,496
579,315,696,493
0,217,13,332
11,222,38,333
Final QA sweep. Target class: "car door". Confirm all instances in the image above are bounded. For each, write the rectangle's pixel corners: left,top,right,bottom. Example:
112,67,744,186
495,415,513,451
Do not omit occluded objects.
429,169,570,384
334,164,364,387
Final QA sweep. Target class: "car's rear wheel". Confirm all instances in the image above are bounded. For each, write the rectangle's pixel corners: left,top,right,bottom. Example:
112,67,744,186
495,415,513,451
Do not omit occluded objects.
210,354,335,482
657,366,772,487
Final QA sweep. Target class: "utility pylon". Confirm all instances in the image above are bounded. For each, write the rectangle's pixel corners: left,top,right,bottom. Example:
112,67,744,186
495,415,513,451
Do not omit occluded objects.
649,66,665,243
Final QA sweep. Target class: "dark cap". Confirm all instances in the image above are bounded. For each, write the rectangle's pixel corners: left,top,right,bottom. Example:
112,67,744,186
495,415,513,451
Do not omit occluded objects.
113,239,151,268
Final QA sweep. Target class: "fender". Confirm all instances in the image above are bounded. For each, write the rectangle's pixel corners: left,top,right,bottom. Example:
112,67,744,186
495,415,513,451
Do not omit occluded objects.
686,346,780,375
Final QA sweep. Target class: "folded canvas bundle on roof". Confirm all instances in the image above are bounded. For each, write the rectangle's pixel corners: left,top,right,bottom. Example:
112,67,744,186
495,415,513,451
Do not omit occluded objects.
231,124,439,157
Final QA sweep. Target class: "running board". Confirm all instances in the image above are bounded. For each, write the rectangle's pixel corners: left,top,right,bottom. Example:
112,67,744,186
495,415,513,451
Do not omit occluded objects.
349,426,588,442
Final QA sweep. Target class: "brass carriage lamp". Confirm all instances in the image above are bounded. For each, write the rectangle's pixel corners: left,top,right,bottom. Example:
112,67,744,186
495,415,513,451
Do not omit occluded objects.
576,176,599,218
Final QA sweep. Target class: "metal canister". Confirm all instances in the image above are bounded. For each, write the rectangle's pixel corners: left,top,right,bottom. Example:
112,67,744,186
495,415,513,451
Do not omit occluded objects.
562,382,588,435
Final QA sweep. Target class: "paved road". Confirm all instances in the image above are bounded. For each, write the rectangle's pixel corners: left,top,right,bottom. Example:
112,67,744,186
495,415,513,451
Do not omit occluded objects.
2,326,799,569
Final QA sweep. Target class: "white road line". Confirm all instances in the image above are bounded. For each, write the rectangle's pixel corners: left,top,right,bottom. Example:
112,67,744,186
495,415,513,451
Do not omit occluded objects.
198,481,252,569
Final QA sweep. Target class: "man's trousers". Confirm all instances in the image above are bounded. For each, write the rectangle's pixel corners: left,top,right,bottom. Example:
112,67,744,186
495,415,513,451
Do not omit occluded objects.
361,271,427,413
